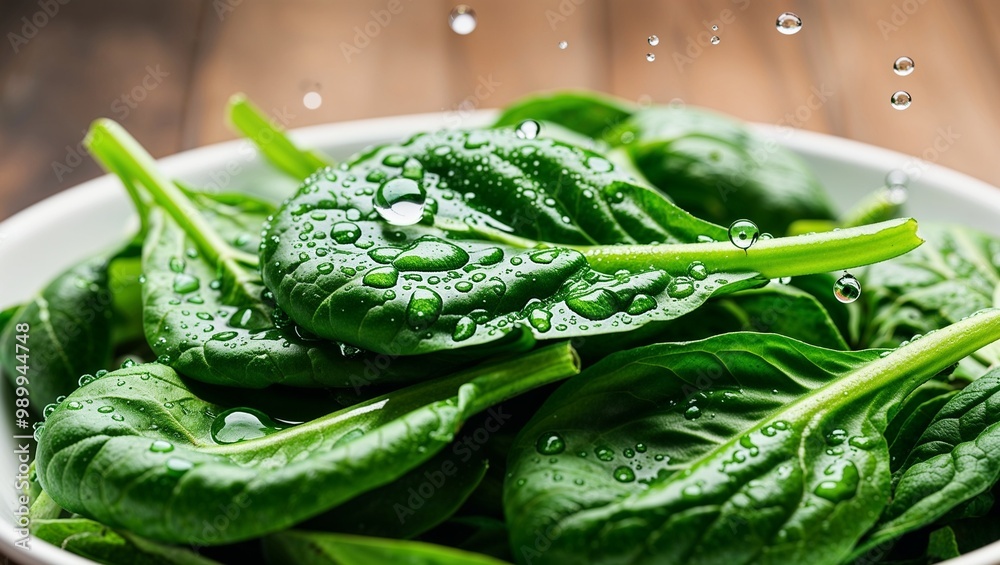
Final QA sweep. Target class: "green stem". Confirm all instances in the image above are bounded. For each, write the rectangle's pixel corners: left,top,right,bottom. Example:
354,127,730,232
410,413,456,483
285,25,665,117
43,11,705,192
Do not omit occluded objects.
226,93,332,180
85,119,258,300
462,341,581,415
575,218,922,278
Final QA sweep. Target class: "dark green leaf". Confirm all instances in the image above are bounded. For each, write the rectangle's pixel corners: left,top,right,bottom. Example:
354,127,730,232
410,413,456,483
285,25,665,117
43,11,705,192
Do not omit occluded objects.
504,312,1000,565
36,343,578,544
494,90,635,140
32,518,220,565
262,530,511,565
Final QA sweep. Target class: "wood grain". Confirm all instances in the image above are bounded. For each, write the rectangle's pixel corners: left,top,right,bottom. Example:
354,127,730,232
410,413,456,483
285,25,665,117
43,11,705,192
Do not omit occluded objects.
1,0,998,221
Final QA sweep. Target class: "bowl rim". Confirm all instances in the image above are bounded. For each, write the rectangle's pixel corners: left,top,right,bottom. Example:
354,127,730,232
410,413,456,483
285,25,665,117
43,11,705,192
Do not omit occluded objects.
2,109,999,565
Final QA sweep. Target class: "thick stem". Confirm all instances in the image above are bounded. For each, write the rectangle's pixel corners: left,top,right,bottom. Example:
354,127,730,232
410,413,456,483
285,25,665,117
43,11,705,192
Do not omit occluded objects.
575,218,922,279
226,94,332,180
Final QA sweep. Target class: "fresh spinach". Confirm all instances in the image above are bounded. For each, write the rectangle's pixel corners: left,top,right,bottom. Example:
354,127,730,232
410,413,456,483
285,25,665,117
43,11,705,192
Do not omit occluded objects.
261,126,920,356
503,311,1000,565
262,530,511,565
851,367,1000,559
35,343,578,544
32,518,221,565
0,254,116,412
497,91,835,234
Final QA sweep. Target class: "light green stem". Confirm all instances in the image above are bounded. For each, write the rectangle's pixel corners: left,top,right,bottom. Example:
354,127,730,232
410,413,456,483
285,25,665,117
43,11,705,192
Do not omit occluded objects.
227,94,332,179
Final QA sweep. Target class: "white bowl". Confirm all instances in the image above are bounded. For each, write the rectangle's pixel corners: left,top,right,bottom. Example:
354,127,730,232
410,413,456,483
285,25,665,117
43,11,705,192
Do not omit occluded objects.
1,111,999,564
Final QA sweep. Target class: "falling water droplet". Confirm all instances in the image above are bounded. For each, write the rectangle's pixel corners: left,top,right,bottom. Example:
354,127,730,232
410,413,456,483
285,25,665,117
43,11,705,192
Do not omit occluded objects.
302,91,322,110
890,91,912,110
558,40,568,50
646,52,656,62
728,219,760,250
776,12,802,34
515,119,541,140
448,5,477,35
712,25,719,31
647,35,659,46
374,178,427,226
710,36,721,45
893,56,914,76
833,273,862,304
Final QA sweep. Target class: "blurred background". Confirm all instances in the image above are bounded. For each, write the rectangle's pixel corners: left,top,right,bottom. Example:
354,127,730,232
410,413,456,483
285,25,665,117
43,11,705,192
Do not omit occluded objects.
0,0,998,220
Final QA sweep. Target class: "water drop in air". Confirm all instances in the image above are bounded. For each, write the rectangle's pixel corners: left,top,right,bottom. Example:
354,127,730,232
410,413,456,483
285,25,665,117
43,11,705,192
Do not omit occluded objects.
558,40,568,50
893,56,914,76
890,91,911,110
515,119,541,140
885,169,909,204
647,35,659,46
374,178,427,226
448,5,477,35
711,25,719,31
710,36,720,45
776,12,802,35
728,219,760,250
833,273,862,304
302,91,322,110
646,52,655,62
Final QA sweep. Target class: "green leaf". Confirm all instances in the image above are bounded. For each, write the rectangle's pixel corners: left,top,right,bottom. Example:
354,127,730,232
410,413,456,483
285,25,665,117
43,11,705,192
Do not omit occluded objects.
36,343,578,545
262,127,921,356
926,527,960,561
0,254,115,411
262,530,511,565
503,311,1000,565
494,90,635,140
227,93,332,180
852,367,1000,558
861,224,1000,367
32,518,221,565
885,381,959,470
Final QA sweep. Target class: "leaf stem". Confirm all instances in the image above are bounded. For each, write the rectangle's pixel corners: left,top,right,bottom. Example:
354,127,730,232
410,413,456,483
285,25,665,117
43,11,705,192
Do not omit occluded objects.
575,218,922,278
226,93,332,180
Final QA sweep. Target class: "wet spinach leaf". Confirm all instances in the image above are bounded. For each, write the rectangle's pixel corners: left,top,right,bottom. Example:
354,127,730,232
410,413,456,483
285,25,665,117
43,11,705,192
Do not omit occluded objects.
263,530,510,565
32,517,220,565
504,311,1000,565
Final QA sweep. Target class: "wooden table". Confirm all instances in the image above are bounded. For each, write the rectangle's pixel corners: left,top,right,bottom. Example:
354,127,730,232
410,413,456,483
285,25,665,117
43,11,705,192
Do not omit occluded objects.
1,0,998,220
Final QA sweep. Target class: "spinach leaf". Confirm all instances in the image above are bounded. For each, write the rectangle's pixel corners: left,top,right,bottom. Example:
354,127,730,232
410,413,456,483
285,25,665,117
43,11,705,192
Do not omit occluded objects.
227,93,332,180
503,311,1000,565
0,254,115,411
32,518,221,565
851,367,1000,558
497,91,835,234
36,343,578,545
885,381,960,469
261,126,921,356
262,530,510,565
861,225,1000,367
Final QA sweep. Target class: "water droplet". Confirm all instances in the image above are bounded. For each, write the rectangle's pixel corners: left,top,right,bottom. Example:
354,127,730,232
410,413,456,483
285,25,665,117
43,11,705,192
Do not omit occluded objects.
66,401,83,410
448,5,477,35
330,222,362,244
627,294,656,315
613,466,636,483
150,440,174,453
566,289,619,320
529,308,552,332
169,257,186,273
229,307,269,330
728,219,760,250
826,429,848,445
849,436,876,450
645,52,655,62
667,277,695,299
710,35,720,45
406,288,443,330
121,359,137,368
452,316,477,341
712,25,719,31
813,461,860,503
97,406,114,414
111,414,125,422
173,273,200,294
393,237,470,271
211,408,284,444
165,458,194,476
211,331,239,342
776,12,802,34
374,178,426,226
303,91,322,110
363,266,400,289
535,432,566,455
684,406,702,420
455,281,474,292
529,249,559,264
890,90,911,110
558,40,568,50
623,448,635,458
893,56,914,76
78,374,95,387
515,119,541,140
647,35,659,46
682,484,703,499
596,446,615,461
833,273,862,303
687,261,708,280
